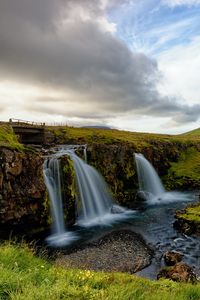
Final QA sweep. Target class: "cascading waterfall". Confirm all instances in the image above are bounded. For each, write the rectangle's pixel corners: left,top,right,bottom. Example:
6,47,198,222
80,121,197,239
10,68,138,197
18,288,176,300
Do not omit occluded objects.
134,153,193,205
44,145,130,245
43,153,78,247
66,149,114,225
83,144,87,163
43,157,65,235
135,153,165,197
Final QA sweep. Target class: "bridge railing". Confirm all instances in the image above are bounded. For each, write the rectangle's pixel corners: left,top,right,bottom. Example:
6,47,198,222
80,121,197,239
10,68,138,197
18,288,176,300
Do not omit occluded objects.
9,118,45,127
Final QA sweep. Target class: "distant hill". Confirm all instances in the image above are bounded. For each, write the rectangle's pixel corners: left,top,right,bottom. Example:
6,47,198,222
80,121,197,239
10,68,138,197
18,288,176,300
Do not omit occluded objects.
81,125,112,130
182,128,200,136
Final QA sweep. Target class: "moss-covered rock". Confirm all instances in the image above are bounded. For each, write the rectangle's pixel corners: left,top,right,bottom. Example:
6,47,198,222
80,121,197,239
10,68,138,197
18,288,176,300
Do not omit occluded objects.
60,155,76,225
157,262,197,283
174,202,200,235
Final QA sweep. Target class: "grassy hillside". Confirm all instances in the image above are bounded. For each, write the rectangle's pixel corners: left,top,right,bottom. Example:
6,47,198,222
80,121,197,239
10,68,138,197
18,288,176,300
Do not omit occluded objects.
166,147,200,189
48,126,200,146
0,243,200,300
0,124,24,150
181,128,200,136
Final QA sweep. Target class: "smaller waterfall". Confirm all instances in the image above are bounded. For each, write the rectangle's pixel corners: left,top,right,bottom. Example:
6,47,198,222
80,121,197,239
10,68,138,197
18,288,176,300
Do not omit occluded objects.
83,144,87,163
44,155,77,247
135,153,165,200
134,153,193,205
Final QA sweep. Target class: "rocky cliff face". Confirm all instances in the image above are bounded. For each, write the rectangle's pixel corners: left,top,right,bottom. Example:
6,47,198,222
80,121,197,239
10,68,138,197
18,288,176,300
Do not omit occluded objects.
0,148,47,228
86,141,197,208
0,138,200,230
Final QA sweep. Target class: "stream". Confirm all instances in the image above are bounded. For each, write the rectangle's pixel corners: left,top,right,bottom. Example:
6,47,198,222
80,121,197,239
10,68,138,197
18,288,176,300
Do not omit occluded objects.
54,199,200,280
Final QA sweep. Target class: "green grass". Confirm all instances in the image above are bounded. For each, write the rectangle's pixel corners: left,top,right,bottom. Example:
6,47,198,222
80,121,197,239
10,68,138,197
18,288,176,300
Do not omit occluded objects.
0,242,200,300
182,128,200,136
0,124,24,150
48,125,200,147
168,147,200,181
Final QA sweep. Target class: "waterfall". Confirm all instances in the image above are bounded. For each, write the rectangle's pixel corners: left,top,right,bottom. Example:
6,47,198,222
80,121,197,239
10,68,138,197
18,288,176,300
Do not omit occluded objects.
44,145,131,241
66,149,113,225
43,154,77,247
135,153,165,198
83,144,87,163
134,153,194,205
44,157,65,235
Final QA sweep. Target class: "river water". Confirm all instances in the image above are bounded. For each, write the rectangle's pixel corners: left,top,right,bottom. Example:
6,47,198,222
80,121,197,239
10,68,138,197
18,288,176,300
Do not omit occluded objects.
57,199,200,280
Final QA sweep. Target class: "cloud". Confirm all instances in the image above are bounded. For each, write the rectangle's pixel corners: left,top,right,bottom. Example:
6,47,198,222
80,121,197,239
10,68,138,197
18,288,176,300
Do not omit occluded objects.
158,35,200,111
0,0,199,126
162,0,200,7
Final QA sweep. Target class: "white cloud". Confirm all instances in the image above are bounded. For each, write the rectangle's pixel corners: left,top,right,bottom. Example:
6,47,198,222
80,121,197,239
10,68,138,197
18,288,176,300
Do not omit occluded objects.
158,35,200,105
162,0,200,7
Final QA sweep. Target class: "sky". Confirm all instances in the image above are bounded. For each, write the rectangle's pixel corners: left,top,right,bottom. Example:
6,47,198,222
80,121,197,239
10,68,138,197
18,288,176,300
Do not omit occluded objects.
0,0,199,134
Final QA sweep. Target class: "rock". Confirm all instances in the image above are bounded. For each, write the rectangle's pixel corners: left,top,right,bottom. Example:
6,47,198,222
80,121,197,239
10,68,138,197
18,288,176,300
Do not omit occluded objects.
0,148,47,229
2,149,14,163
0,173,3,189
163,251,183,266
135,191,153,202
56,230,153,274
157,262,197,283
110,205,125,214
174,203,200,236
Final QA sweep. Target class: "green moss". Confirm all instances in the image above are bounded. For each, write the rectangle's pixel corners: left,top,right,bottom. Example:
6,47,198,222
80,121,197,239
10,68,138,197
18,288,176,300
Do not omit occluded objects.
41,190,52,225
177,203,200,223
1,242,200,300
0,124,24,150
60,156,76,224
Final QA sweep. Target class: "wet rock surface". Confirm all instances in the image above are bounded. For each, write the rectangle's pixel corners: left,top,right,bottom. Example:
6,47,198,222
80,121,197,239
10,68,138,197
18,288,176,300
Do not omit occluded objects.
163,251,183,266
157,262,197,283
55,230,153,274
174,202,200,236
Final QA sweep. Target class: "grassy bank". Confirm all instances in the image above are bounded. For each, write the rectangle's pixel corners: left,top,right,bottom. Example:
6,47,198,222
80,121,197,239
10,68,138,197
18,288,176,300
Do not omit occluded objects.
0,124,24,150
0,243,200,300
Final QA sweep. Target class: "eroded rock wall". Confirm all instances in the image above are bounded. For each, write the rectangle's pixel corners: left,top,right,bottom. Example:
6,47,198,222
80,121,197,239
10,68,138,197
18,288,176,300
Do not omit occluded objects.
0,138,200,229
86,141,196,207
0,148,47,227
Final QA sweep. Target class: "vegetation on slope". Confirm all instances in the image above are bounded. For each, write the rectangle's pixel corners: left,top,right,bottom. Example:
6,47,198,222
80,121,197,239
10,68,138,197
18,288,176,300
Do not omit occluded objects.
0,243,200,300
0,124,24,150
48,126,200,146
181,128,200,136
166,147,200,189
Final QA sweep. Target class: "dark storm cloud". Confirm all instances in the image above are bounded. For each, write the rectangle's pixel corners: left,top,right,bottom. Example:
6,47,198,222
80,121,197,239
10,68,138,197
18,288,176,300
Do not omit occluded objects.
0,0,199,123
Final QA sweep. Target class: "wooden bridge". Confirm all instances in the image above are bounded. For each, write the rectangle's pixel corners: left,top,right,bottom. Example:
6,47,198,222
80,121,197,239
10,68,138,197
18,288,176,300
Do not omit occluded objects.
9,119,46,144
